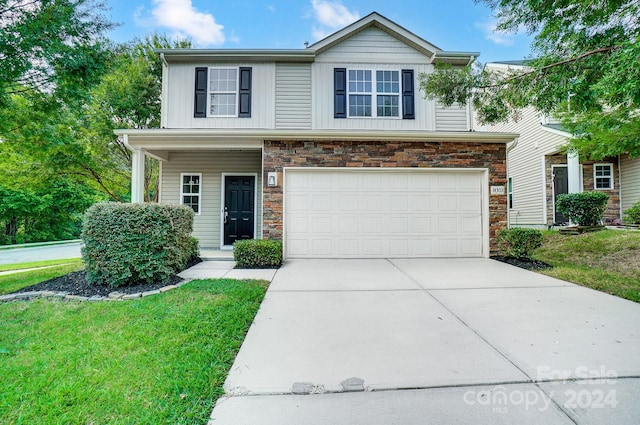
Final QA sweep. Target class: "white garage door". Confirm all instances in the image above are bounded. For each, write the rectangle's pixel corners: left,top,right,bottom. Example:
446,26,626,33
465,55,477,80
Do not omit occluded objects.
284,169,486,258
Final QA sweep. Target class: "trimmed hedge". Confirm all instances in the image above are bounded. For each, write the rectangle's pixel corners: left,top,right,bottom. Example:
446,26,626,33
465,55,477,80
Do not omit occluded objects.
556,191,609,226
497,227,543,260
234,239,282,268
624,201,640,224
81,203,197,288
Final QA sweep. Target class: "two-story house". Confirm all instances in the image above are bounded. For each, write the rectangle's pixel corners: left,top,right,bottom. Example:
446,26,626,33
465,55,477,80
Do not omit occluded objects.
476,61,640,228
115,12,517,259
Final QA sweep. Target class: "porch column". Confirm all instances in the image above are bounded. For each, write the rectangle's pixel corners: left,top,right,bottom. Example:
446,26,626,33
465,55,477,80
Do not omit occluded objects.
567,150,581,194
131,148,146,203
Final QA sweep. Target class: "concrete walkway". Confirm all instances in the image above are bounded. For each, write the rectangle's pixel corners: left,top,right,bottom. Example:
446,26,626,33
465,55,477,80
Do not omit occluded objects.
209,258,640,425
178,261,278,281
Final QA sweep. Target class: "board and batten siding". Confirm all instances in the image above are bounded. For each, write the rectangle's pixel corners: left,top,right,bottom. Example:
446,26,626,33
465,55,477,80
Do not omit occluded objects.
621,155,640,212
160,151,262,248
163,62,275,129
476,106,567,227
312,62,435,130
275,63,312,129
315,26,429,64
435,101,468,131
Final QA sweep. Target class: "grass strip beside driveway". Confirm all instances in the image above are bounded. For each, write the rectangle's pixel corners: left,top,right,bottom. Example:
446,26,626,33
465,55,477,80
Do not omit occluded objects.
0,258,82,273
535,230,640,303
0,278,267,425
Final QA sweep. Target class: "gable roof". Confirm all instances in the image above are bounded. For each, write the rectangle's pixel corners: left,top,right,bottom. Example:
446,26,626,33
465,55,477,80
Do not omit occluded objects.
309,12,479,65
157,12,479,66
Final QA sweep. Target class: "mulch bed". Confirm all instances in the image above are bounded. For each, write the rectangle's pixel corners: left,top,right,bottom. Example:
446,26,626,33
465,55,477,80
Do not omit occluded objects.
491,256,552,270
13,257,202,297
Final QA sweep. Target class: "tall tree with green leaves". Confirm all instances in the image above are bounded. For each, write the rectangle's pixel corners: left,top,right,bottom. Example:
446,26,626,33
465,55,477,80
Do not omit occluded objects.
419,0,640,159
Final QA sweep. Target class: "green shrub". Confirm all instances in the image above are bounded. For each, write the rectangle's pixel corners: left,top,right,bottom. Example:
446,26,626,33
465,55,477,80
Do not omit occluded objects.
624,201,640,224
497,227,544,260
556,191,609,226
81,203,196,288
234,239,282,268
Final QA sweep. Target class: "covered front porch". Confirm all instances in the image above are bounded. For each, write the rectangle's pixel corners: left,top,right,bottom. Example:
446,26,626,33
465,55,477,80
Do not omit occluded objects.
115,129,264,249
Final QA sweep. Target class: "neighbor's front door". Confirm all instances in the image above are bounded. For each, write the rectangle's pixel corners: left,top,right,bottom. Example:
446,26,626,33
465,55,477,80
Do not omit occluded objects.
553,166,569,225
224,176,255,246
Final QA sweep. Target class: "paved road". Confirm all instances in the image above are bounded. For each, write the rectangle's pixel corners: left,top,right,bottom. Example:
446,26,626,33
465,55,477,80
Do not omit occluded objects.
0,242,82,265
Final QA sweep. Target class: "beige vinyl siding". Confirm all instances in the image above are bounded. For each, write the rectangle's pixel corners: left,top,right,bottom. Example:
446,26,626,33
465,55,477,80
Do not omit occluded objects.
621,155,640,212
476,106,567,226
315,26,428,63
164,63,275,129
312,62,435,130
275,63,312,129
160,151,262,248
435,101,468,131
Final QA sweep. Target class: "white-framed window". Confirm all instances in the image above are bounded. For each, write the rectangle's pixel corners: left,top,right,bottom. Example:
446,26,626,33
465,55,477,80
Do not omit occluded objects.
209,68,238,117
508,177,514,209
348,69,400,117
180,173,202,214
594,164,613,190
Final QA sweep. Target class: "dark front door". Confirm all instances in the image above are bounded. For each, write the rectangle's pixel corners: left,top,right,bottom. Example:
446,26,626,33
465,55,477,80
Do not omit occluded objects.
553,166,569,224
224,176,255,246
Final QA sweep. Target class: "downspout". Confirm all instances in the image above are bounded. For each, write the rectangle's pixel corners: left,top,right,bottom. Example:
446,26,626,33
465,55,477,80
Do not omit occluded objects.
505,137,519,228
160,53,169,129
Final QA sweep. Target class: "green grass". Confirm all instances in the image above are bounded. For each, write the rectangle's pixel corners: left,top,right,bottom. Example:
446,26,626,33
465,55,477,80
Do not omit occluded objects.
0,258,82,272
0,278,268,424
534,229,640,303
0,262,85,295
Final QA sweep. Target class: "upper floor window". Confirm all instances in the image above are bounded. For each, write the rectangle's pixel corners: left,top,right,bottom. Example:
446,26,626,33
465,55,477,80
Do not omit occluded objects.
209,68,237,116
194,67,252,118
335,68,414,120
594,164,613,190
347,70,400,117
180,173,202,214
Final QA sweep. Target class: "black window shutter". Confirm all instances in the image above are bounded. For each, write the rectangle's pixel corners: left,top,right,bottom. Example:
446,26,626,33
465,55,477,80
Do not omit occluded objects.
238,67,252,118
194,67,207,118
334,68,347,118
402,69,415,120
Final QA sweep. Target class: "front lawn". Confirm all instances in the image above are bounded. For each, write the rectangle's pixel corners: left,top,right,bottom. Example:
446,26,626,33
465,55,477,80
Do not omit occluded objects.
534,229,640,303
0,278,267,424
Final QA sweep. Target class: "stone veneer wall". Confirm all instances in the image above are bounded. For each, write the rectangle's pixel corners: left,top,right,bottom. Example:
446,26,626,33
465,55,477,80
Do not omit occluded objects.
545,154,620,225
262,140,507,255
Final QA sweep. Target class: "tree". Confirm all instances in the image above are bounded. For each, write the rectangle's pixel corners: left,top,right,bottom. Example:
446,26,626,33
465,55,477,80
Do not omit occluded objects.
418,0,640,159
0,0,112,109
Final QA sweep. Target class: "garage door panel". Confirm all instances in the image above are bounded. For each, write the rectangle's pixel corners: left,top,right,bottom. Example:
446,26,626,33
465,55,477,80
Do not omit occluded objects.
285,170,485,258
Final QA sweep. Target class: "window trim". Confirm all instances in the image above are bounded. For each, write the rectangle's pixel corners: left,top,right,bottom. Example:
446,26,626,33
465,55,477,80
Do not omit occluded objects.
593,163,613,190
180,173,202,215
208,67,239,118
347,69,401,118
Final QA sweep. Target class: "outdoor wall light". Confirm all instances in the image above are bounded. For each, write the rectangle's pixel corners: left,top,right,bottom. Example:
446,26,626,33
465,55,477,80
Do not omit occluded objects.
267,172,278,187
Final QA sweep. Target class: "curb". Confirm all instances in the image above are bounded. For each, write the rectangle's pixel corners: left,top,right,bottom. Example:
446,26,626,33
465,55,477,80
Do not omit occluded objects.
0,279,192,303
0,240,82,251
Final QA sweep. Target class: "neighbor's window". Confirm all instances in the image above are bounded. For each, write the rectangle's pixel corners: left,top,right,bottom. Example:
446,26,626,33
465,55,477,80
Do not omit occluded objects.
508,177,514,209
348,69,400,117
594,164,613,190
180,173,202,214
209,68,237,116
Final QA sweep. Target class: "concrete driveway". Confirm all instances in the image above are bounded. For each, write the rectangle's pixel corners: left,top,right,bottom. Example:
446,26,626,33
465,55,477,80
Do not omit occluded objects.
210,258,640,425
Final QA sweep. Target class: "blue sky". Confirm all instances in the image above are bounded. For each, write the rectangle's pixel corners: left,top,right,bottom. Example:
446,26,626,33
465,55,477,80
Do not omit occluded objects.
104,0,533,63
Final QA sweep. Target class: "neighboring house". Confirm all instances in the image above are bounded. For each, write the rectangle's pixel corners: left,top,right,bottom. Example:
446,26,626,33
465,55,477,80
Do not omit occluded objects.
476,62,640,228
115,12,517,259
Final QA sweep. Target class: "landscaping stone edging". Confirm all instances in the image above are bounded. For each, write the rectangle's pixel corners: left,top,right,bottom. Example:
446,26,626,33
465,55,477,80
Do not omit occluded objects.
0,279,192,303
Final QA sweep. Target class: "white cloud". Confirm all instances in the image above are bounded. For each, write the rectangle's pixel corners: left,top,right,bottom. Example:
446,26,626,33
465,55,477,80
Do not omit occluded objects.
310,0,359,40
137,0,225,46
475,20,514,46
